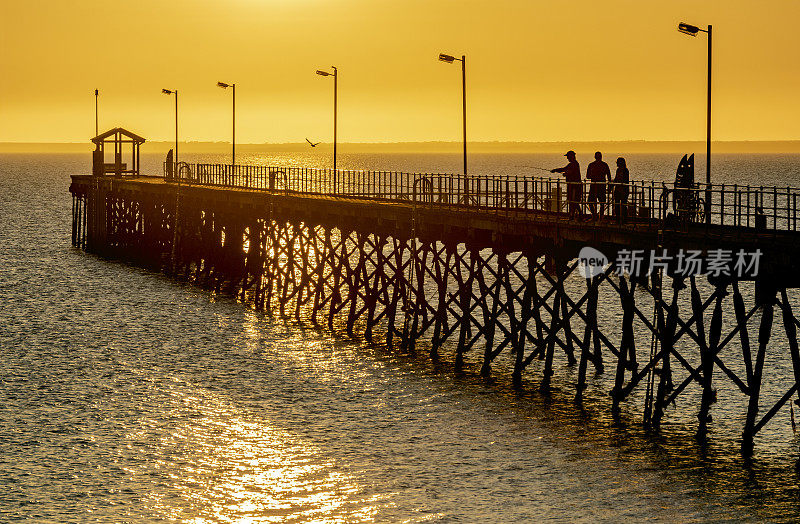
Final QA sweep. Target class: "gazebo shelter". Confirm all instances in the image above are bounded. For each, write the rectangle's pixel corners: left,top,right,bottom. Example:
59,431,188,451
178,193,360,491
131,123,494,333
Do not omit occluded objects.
91,127,145,177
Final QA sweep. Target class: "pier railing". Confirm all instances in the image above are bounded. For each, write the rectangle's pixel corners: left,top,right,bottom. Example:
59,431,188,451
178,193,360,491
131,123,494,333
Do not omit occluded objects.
163,162,800,232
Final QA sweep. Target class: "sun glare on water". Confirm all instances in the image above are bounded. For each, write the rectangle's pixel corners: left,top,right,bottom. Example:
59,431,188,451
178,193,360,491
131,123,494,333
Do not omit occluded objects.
123,385,384,522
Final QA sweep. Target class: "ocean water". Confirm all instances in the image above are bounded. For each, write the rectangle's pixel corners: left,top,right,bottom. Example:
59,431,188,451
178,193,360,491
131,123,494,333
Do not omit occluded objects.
3,151,800,522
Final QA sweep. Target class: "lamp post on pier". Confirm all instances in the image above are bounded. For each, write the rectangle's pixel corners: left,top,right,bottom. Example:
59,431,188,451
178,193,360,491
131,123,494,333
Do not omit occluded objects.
316,66,338,193
162,88,181,272
94,89,99,136
161,88,178,177
438,52,468,204
217,81,236,165
678,21,712,224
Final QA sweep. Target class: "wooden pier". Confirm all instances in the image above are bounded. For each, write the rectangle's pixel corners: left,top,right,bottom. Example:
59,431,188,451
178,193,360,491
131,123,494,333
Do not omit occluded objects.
70,161,800,456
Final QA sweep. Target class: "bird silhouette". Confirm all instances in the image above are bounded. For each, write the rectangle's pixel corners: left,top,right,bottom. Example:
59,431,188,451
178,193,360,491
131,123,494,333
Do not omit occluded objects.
306,138,320,147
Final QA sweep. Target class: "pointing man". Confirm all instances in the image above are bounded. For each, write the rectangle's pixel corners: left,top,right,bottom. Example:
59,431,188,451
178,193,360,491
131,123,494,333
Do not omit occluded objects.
551,150,582,219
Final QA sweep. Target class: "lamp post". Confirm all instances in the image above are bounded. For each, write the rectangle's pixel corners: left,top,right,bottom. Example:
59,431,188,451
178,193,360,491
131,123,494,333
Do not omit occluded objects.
162,88,178,176
217,81,236,165
94,89,99,136
678,22,712,224
438,52,468,204
316,67,338,192
162,88,181,272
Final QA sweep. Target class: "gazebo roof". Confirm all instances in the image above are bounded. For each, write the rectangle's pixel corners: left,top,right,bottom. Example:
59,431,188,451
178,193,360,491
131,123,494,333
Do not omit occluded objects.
92,127,146,145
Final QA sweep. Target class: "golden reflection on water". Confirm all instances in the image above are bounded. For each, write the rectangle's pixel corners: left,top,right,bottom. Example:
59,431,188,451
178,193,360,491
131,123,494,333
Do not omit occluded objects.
242,310,262,346
130,385,384,523
242,310,341,381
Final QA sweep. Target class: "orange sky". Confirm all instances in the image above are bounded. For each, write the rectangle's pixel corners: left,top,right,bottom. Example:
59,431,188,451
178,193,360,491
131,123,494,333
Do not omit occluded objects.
1,0,799,144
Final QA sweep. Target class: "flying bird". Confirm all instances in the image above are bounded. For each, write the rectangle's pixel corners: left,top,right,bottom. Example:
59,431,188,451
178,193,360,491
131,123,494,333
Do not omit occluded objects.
306,138,321,147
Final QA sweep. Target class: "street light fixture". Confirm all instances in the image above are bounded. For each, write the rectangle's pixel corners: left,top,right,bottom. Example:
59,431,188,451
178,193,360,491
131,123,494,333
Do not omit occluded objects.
438,52,468,203
678,23,702,36
162,88,178,177
678,21,712,224
316,66,338,192
217,81,236,165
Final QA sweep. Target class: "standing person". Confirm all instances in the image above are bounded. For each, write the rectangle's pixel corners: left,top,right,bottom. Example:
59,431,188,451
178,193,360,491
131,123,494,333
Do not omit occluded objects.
586,151,611,220
612,157,630,221
551,150,582,219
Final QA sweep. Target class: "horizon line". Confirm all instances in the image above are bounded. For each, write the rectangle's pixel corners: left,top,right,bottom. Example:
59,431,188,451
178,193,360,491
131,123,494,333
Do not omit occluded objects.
6,139,800,146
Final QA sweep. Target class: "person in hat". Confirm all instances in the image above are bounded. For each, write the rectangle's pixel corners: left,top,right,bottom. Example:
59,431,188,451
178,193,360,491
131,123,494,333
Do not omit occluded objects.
551,150,582,218
586,151,611,220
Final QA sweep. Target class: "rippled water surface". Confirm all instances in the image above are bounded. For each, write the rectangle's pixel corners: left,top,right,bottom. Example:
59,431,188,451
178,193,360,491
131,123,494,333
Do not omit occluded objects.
3,152,800,522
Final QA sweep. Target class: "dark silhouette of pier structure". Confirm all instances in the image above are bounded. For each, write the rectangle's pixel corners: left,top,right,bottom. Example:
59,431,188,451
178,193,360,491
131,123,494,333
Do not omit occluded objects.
70,131,800,456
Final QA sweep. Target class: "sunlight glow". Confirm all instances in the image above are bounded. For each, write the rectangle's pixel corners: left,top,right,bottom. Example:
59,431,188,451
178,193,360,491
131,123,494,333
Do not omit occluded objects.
123,384,386,522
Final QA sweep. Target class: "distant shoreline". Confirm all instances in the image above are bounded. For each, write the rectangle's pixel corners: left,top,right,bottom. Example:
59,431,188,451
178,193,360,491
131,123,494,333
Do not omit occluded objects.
4,140,800,154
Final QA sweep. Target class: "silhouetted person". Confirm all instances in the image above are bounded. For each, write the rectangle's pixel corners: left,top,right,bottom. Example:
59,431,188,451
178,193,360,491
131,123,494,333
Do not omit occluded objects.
551,150,582,218
612,157,629,221
755,204,766,230
586,151,611,220
165,149,174,180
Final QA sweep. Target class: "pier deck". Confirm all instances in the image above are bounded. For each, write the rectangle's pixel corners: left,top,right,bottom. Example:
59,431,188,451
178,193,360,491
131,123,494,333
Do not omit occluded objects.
69,174,800,267
69,166,800,456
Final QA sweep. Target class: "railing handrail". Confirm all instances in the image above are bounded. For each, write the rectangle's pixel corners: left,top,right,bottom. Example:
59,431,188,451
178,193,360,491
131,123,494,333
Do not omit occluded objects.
160,162,800,233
